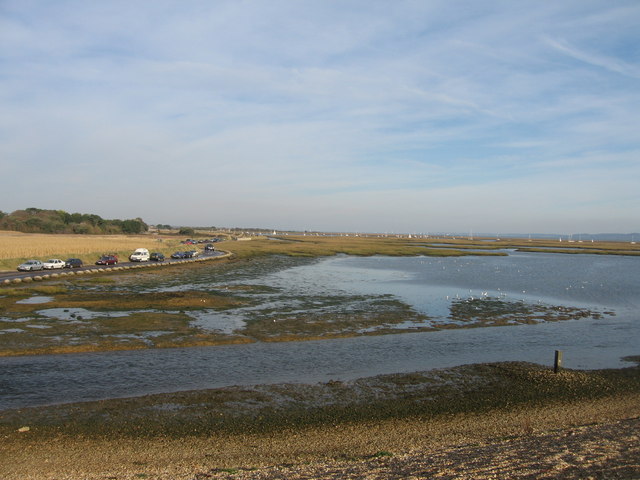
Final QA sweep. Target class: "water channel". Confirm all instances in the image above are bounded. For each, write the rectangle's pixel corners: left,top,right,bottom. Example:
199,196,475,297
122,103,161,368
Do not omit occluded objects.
1,251,639,410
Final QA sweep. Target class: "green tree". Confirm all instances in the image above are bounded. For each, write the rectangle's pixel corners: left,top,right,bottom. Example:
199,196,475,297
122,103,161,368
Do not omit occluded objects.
25,217,44,231
72,223,90,234
57,210,72,224
85,214,104,227
122,219,145,234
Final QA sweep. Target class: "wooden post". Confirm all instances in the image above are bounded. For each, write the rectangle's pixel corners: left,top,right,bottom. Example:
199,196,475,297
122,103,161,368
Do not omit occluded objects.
554,350,563,373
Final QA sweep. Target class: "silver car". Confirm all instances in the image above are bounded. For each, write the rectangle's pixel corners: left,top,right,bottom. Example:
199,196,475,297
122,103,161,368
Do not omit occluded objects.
17,260,44,271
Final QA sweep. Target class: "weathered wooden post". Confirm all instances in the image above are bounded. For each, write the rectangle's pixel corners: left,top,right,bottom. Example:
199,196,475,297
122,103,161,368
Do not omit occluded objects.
554,350,563,373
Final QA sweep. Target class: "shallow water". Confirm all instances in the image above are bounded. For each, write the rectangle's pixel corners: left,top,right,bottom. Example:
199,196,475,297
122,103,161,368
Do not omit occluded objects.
15,296,53,305
0,251,639,410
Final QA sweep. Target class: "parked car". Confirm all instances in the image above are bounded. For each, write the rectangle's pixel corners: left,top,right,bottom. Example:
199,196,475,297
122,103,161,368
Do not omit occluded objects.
17,260,44,271
150,252,165,261
171,251,185,259
43,259,65,269
129,248,150,262
64,258,83,268
96,255,118,265
204,244,215,251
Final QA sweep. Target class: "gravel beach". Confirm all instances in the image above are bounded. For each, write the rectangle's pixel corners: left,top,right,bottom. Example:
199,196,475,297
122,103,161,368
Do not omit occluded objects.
2,362,639,479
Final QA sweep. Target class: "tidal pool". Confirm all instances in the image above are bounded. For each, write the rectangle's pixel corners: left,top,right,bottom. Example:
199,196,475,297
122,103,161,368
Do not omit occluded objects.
15,296,53,305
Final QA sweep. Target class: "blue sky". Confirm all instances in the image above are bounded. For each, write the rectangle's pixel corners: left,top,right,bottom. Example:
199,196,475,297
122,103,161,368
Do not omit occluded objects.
1,1,639,234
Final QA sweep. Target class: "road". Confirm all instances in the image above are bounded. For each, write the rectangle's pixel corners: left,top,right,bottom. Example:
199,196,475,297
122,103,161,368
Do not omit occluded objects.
0,250,227,283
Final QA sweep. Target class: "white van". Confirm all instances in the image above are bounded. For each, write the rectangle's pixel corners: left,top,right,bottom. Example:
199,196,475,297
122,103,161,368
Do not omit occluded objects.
129,248,150,262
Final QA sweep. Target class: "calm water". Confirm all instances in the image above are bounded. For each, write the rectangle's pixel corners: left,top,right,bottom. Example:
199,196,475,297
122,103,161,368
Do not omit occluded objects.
1,251,639,410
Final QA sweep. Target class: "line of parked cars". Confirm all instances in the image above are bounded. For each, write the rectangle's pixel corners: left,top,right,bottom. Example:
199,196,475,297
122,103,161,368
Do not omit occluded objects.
128,248,165,262
171,250,200,259
16,240,216,271
17,258,83,271
181,238,221,245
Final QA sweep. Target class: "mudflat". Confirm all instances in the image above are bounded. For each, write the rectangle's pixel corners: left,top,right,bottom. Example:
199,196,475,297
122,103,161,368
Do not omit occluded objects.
2,362,639,479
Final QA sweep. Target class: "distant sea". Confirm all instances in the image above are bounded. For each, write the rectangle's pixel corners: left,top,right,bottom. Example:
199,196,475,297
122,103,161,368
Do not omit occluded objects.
437,233,639,242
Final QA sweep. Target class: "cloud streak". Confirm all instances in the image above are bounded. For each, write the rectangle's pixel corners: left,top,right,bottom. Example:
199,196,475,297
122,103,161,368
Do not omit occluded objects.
1,0,639,233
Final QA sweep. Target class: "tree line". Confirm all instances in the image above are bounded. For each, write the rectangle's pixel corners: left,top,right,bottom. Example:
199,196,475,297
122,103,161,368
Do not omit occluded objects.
0,208,148,234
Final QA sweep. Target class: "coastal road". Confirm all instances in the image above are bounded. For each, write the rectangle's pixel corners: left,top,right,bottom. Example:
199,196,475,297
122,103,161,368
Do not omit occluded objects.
0,250,227,283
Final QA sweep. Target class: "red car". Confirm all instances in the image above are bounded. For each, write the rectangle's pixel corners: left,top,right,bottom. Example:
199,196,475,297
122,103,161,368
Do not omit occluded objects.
96,255,118,265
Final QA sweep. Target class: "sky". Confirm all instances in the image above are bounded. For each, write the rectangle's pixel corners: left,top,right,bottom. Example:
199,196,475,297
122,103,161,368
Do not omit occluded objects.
1,1,639,234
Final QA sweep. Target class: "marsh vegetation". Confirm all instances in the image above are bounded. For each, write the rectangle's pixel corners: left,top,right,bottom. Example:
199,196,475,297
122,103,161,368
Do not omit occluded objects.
0,253,618,356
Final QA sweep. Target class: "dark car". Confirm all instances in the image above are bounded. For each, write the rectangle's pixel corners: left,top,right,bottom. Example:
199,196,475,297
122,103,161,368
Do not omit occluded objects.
171,251,186,259
150,252,165,261
96,255,118,265
204,244,215,251
64,258,83,268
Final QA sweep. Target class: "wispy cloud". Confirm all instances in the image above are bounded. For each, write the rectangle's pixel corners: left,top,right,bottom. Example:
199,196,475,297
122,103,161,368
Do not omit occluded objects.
544,37,640,79
1,1,638,233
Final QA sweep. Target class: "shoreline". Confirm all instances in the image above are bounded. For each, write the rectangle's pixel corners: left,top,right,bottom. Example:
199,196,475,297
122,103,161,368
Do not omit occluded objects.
2,237,640,477
2,361,639,479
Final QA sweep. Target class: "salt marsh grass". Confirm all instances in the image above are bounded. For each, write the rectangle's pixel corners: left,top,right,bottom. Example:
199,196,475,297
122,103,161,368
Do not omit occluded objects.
221,235,504,259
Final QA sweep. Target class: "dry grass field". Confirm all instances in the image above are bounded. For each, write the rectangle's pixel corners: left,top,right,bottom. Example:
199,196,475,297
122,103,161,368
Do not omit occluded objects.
0,231,183,271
